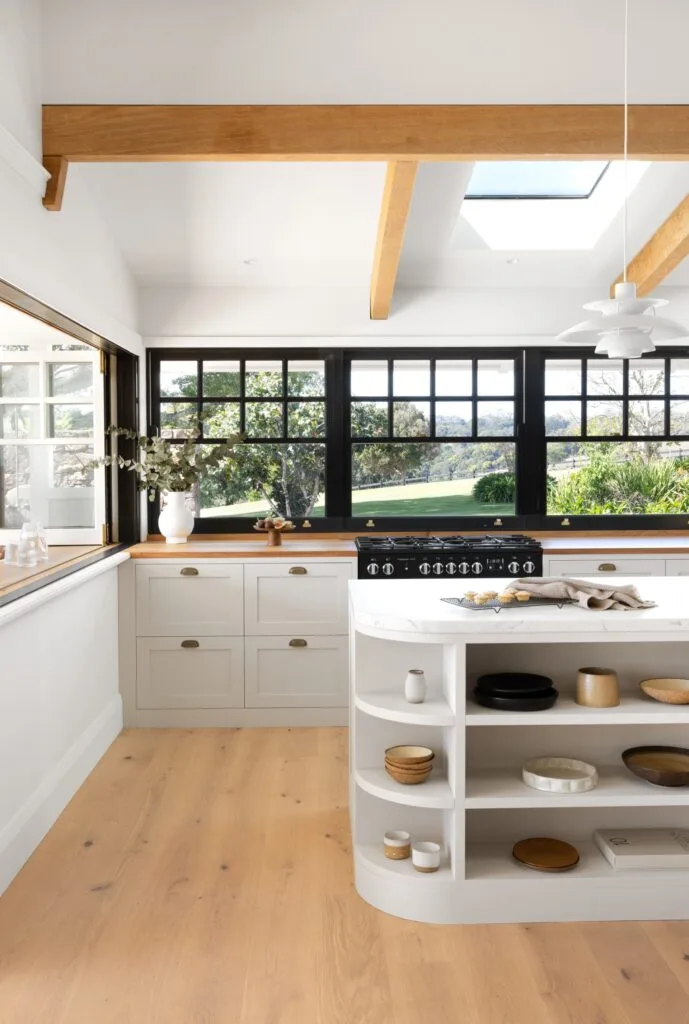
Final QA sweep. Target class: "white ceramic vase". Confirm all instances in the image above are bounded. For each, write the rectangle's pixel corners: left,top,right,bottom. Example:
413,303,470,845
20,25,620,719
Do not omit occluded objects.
404,669,427,704
158,491,194,544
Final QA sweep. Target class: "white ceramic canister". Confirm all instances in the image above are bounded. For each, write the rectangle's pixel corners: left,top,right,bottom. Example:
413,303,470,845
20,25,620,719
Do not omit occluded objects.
404,669,427,704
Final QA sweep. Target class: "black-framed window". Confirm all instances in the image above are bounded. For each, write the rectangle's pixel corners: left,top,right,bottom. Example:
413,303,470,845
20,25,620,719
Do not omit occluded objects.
148,346,689,534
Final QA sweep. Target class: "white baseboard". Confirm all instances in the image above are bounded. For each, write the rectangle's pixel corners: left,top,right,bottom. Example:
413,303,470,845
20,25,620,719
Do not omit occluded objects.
132,706,348,728
0,695,123,896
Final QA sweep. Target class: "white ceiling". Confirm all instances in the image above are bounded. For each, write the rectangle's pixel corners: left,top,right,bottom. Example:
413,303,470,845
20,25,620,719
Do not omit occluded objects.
79,160,689,292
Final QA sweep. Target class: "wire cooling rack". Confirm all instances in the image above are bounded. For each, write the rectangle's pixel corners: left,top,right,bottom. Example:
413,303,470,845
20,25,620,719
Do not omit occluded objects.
441,596,572,614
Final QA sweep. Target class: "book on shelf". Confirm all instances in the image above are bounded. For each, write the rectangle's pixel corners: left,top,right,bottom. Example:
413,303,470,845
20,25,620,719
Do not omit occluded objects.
594,828,689,870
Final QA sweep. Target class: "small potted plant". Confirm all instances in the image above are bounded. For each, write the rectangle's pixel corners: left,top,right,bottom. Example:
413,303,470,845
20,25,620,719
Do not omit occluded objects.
92,426,240,543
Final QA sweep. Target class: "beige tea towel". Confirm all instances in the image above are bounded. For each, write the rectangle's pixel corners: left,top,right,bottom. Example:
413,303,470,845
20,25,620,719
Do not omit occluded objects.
506,577,656,611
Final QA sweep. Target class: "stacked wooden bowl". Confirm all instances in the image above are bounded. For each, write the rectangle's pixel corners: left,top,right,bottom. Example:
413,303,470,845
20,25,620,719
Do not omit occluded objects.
384,745,435,785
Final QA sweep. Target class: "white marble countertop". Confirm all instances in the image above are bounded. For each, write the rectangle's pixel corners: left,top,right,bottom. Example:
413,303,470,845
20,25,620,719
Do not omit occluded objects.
349,578,689,637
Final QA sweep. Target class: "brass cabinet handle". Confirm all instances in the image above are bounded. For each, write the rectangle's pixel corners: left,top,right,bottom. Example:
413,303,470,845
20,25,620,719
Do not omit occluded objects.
598,563,617,572
494,518,503,527
289,638,308,647
366,519,375,528
180,567,199,576
289,566,307,575
181,639,200,648
561,518,571,527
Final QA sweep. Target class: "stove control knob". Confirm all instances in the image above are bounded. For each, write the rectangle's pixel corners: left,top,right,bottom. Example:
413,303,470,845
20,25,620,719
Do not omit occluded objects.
419,561,432,576
507,560,520,575
458,561,470,575
523,560,536,575
382,562,395,576
366,562,380,576
432,562,444,576
471,561,484,575
445,561,457,576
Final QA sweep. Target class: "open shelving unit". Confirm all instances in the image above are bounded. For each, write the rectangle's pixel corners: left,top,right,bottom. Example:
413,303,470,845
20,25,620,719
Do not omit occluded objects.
350,609,689,924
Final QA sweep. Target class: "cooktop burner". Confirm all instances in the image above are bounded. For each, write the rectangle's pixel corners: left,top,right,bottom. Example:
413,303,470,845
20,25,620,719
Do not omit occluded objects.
356,534,538,552
355,535,542,579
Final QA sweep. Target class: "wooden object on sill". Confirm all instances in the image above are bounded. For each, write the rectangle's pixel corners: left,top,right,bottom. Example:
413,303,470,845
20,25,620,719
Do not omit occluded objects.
253,517,295,547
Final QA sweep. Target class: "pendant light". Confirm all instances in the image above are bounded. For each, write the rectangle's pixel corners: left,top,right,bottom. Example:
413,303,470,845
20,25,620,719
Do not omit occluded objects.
557,0,687,358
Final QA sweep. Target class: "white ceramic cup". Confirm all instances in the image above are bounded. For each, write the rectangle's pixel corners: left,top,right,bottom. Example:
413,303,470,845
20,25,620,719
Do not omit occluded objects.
411,840,441,873
404,668,427,704
383,830,411,860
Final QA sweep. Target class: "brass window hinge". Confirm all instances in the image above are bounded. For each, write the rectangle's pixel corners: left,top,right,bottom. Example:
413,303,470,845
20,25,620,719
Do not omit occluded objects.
99,349,107,375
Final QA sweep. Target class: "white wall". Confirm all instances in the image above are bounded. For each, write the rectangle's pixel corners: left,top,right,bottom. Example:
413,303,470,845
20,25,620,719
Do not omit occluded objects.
0,0,142,357
0,561,125,894
41,0,689,104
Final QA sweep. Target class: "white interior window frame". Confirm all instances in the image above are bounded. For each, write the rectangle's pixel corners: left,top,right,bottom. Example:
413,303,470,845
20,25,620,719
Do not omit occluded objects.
0,349,106,544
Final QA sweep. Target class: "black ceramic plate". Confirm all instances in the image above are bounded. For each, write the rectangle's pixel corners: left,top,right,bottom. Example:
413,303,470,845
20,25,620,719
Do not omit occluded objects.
476,672,554,694
473,687,559,712
477,685,554,699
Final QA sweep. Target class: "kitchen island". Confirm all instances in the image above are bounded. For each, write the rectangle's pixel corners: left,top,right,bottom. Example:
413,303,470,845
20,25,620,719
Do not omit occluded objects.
349,577,689,924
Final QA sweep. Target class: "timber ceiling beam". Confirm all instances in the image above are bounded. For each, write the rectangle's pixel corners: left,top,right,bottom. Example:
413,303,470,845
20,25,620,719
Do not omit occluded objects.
370,161,418,320
611,194,689,297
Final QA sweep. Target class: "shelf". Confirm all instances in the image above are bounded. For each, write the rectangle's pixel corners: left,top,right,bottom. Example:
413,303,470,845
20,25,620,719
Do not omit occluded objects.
357,843,453,881
465,842,689,883
465,766,689,808
355,768,454,809
356,690,454,726
466,694,689,726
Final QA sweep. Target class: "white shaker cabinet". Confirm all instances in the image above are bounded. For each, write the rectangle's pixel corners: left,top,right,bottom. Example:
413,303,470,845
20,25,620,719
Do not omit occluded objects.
136,563,244,636
245,635,348,708
544,556,666,578
244,562,351,635
666,558,689,576
137,636,245,709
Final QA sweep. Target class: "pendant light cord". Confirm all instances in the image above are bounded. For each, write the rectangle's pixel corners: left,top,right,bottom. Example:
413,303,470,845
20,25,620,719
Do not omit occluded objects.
622,0,629,283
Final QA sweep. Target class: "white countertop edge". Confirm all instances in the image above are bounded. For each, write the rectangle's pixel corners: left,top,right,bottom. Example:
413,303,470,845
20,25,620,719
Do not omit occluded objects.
0,551,130,629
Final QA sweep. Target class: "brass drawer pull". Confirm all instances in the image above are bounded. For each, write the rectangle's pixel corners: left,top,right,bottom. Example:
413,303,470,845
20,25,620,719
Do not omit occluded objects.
289,566,308,575
181,639,200,648
289,638,308,648
598,563,617,572
180,567,199,576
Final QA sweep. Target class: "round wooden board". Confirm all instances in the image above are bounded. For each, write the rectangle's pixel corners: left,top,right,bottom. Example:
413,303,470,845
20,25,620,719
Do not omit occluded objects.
512,837,580,872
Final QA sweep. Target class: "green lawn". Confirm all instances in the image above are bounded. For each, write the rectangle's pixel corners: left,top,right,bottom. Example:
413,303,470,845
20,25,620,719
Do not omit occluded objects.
201,477,513,518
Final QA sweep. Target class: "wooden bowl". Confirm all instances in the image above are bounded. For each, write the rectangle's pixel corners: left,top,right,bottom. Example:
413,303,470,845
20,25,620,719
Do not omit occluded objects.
384,760,433,776
384,745,434,766
640,678,689,705
622,745,689,787
385,764,433,785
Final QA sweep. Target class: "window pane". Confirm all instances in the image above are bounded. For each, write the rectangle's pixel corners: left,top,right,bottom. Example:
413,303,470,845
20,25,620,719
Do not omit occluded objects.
351,441,515,516
545,360,581,396
287,402,326,438
351,401,388,437
587,360,623,396
202,403,240,437
245,401,283,438
0,363,39,398
628,400,665,436
547,441,689,515
47,362,93,400
202,360,240,398
48,404,93,438
161,360,197,398
393,401,430,437
1,404,40,439
628,360,665,396
160,402,198,439
287,360,325,397
0,443,95,529
671,360,689,395
435,401,472,437
194,443,325,519
435,360,472,397
546,400,581,436
246,361,282,397
671,401,689,434
466,160,608,199
351,360,388,397
477,401,513,436
587,400,623,435
477,359,514,396
393,360,430,397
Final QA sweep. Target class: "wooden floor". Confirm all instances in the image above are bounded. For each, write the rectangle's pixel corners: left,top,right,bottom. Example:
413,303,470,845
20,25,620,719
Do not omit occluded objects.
2,729,689,1024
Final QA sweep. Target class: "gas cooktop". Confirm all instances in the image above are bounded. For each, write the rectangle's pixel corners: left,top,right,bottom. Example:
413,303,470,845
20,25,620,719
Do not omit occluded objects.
355,534,542,579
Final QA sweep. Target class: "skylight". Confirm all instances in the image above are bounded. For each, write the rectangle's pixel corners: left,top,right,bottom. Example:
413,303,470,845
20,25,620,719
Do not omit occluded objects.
466,161,610,200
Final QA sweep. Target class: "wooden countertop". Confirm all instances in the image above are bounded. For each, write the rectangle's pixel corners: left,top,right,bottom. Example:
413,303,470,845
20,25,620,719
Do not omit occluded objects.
0,545,102,598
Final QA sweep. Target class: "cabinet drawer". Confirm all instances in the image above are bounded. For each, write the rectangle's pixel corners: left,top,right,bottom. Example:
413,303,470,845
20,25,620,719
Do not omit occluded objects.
244,635,348,708
666,559,689,576
136,563,244,636
244,562,352,635
546,557,666,577
137,637,245,709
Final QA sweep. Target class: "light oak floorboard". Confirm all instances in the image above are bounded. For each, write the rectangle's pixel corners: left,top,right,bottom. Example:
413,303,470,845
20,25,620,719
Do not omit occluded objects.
1,728,689,1024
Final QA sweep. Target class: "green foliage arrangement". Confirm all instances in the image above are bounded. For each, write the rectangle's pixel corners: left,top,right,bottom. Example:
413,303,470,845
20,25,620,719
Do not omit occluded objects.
92,425,240,501
472,472,516,504
548,446,689,514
